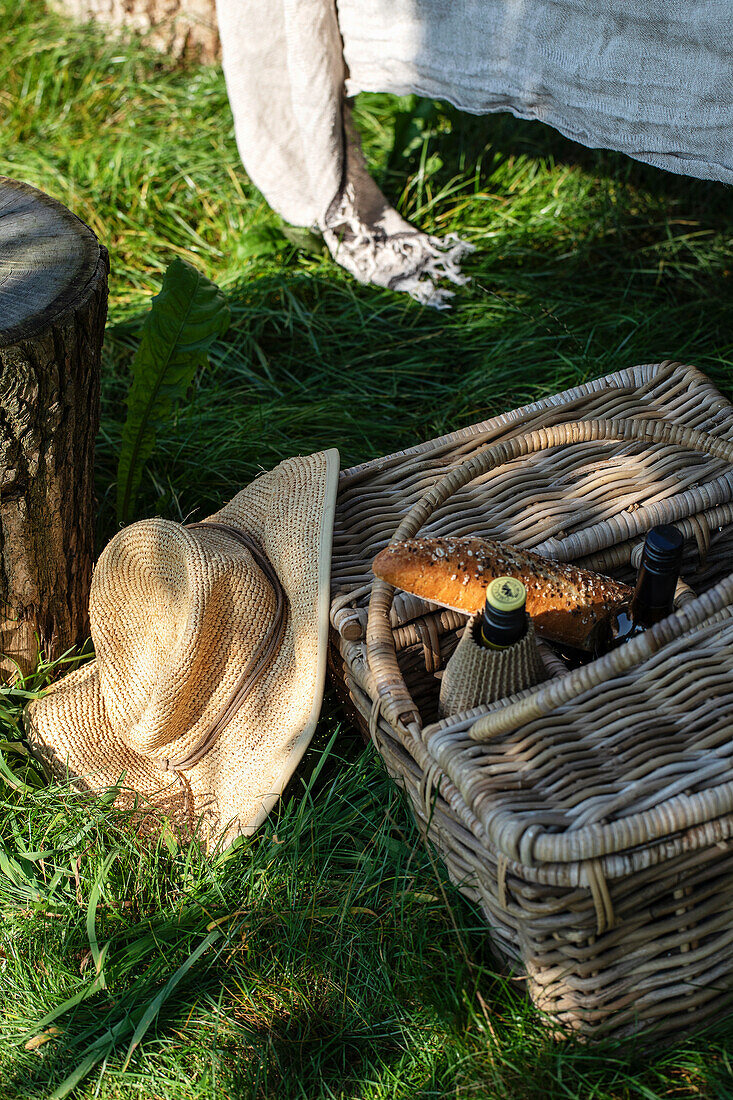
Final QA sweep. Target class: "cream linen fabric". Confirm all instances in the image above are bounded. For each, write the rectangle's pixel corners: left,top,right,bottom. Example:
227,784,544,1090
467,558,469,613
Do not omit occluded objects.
338,0,733,185
216,0,732,303
215,0,474,307
216,0,345,229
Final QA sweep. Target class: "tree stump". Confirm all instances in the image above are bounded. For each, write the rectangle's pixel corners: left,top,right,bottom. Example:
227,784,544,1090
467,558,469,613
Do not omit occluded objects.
49,0,220,63
0,178,109,678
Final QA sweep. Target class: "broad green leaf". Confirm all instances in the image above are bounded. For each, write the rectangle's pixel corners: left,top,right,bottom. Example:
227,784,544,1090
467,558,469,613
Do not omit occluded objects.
116,258,230,524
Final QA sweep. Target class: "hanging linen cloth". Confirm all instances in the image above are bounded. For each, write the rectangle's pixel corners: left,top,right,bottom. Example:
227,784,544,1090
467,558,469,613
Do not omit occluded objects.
215,0,733,305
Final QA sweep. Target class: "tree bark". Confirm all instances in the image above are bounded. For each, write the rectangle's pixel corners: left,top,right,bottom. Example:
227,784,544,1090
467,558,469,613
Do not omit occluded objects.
49,0,220,63
0,178,109,679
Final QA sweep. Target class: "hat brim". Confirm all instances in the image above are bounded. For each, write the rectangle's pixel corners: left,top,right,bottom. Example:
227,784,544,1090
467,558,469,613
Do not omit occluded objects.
26,449,340,849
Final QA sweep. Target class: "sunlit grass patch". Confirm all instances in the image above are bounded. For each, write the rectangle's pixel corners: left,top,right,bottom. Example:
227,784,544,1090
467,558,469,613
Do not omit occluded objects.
2,0,733,1095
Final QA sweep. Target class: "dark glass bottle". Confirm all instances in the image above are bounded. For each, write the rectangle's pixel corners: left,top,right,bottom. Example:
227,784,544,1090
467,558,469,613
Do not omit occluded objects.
594,524,683,655
476,576,528,649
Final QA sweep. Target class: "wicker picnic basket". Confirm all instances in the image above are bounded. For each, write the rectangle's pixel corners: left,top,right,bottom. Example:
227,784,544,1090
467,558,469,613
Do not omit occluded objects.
329,361,733,1042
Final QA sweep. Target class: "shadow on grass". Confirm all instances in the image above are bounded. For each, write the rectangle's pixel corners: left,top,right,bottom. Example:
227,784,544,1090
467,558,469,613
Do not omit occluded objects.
96,103,733,547
5,719,733,1100
379,102,733,226
97,234,733,557
9,951,733,1100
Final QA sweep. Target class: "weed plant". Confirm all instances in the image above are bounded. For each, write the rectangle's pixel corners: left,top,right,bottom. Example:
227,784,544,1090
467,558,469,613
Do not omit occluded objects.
1,1,733,1096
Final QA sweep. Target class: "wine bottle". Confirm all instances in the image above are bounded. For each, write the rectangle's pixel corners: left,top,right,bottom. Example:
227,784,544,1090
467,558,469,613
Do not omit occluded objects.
594,524,683,655
440,576,544,715
476,576,528,649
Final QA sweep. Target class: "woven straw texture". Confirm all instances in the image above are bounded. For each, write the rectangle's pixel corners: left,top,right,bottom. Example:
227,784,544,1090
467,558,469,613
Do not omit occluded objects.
26,450,339,850
438,616,544,717
329,361,733,1040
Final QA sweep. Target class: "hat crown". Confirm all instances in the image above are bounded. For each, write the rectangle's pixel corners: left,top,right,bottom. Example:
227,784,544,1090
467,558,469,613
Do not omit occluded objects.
91,519,276,762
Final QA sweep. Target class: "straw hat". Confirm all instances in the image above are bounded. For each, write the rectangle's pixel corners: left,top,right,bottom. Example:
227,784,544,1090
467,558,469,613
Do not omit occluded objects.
25,450,340,849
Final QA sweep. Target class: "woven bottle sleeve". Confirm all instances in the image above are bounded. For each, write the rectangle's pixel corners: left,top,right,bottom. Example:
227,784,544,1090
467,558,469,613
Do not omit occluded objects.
438,616,546,718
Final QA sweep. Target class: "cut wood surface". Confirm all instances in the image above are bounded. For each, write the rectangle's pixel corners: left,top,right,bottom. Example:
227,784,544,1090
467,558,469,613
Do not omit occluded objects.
49,0,220,62
0,177,109,677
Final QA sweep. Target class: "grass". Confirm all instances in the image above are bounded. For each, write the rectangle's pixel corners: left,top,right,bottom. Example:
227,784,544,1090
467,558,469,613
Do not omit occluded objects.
1,1,733,1095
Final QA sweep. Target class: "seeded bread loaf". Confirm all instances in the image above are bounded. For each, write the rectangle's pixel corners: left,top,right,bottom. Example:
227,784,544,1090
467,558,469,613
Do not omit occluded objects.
371,536,632,650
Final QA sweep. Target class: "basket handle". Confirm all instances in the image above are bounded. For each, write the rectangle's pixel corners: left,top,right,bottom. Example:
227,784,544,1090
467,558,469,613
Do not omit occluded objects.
366,417,733,737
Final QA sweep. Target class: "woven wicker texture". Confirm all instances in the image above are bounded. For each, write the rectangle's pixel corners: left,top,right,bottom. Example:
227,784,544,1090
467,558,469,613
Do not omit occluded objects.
329,361,733,1039
438,616,545,716
26,450,339,850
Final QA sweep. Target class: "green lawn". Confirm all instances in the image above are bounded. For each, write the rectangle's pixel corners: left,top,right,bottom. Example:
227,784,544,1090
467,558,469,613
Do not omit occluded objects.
2,2,733,1096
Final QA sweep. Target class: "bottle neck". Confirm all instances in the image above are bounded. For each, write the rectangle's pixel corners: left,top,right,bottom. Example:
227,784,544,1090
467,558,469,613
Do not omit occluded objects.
473,616,526,646
630,562,678,626
479,605,527,649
